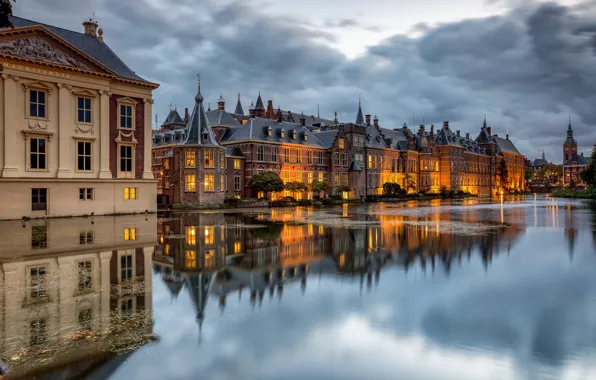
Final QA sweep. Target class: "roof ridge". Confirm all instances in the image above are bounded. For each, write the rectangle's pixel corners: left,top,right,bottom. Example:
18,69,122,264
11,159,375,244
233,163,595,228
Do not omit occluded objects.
9,16,88,36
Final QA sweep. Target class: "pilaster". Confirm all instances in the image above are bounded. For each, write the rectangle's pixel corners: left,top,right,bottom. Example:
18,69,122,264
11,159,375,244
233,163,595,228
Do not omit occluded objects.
142,98,154,179
2,75,20,177
57,256,75,334
143,246,153,326
99,90,112,179
99,250,112,333
57,83,73,178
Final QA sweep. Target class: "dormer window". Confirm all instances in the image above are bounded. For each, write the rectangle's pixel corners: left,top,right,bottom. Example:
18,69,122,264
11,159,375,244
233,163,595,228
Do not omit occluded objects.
281,130,285,138
304,134,308,141
202,132,209,141
267,127,272,136
162,136,166,143
293,132,297,139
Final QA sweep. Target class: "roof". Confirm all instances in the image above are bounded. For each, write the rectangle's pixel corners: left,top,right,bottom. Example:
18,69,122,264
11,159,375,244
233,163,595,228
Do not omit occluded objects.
8,16,150,83
348,160,362,171
365,124,390,149
312,130,337,148
436,124,487,154
206,109,242,128
225,147,244,158
162,109,184,126
181,82,220,146
380,126,410,150
220,117,327,148
282,111,335,127
492,135,521,155
564,153,588,166
234,94,244,115
254,92,265,110
355,101,364,125
532,158,549,167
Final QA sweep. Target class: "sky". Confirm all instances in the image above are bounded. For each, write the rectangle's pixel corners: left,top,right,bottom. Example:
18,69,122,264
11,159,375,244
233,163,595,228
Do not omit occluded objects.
12,0,596,162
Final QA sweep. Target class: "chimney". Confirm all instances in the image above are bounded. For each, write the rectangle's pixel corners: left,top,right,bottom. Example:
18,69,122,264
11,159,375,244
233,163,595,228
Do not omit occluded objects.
83,19,99,37
217,95,225,111
300,113,306,126
365,114,371,125
277,108,283,123
373,115,379,128
456,130,460,137
430,125,434,135
443,121,449,128
249,109,256,119
466,132,470,139
266,100,276,120
419,124,425,135
487,127,492,135
506,132,509,140
184,108,189,122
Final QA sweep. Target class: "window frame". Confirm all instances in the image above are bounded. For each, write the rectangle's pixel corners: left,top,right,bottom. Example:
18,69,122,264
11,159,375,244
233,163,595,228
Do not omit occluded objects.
31,188,48,211
75,140,93,172
27,136,49,171
124,187,137,200
204,150,215,168
76,96,93,125
117,97,137,130
234,159,241,170
118,144,135,178
28,89,48,120
79,188,94,201
234,175,241,191
185,151,196,168
118,250,135,283
76,260,93,292
204,173,215,192
185,173,196,192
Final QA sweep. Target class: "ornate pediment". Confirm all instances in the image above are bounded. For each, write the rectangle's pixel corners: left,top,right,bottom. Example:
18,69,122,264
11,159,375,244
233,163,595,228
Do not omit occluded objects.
0,35,92,70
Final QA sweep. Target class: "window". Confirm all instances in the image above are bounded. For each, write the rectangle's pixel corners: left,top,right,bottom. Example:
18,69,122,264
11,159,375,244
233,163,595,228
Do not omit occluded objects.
121,298,133,317
257,146,264,161
343,173,348,185
119,104,133,129
77,97,92,123
307,172,313,183
234,175,241,191
334,153,340,167
30,266,47,299
284,148,289,163
31,223,47,249
120,254,133,282
356,153,364,166
119,145,133,177
30,319,47,347
296,150,301,163
124,187,137,200
79,231,94,244
295,171,302,182
32,188,47,211
232,159,241,170
220,175,225,192
272,148,278,163
283,171,290,183
220,151,225,169
204,151,214,167
29,90,46,118
76,141,92,171
186,250,196,269
342,153,348,167
186,226,196,246
318,151,324,165
185,151,196,167
281,130,285,138
164,159,170,169
334,173,340,185
368,155,373,169
185,174,196,191
204,173,214,191
77,261,92,291
234,241,241,254
338,138,345,149
318,172,324,181
124,227,137,241
205,227,214,244
307,151,313,164
78,309,93,331
204,249,215,269
29,137,47,170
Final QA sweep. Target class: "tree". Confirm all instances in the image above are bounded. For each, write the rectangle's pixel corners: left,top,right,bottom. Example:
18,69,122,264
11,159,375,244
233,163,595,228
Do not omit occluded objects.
310,180,333,197
247,171,284,198
335,185,351,194
382,182,401,196
284,181,307,198
405,174,417,194
525,166,535,182
569,178,577,191
497,158,509,192
0,0,15,29
580,144,596,187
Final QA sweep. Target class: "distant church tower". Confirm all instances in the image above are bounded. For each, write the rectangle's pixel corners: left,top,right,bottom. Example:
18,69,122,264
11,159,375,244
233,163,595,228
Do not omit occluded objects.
563,118,577,163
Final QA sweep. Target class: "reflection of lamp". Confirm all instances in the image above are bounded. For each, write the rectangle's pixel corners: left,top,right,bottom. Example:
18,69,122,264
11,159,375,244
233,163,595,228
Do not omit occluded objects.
205,228,209,236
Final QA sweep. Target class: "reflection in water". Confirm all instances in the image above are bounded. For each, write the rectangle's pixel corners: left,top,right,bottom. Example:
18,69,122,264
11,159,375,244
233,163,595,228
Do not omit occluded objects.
0,215,156,379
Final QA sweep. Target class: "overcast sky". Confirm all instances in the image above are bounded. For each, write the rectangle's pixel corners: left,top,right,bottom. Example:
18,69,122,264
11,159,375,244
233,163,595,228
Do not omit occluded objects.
13,0,596,162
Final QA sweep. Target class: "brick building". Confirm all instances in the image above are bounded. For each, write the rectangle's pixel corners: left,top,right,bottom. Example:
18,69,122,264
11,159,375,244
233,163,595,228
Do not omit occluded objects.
562,119,588,186
152,86,526,206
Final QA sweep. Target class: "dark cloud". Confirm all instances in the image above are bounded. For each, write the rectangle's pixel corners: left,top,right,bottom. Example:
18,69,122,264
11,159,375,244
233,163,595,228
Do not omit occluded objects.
12,0,596,161
325,18,386,32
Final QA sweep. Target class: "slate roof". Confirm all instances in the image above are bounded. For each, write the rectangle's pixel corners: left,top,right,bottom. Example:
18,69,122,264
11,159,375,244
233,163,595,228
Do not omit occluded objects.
234,94,244,115
8,16,150,83
181,83,220,146
532,158,549,167
564,153,588,166
162,109,185,127
380,125,411,150
254,92,265,110
153,129,186,146
436,124,487,154
282,111,335,127
312,130,338,148
225,147,244,158
206,110,242,128
492,135,521,155
348,160,362,171
365,124,390,149
220,117,327,148
355,101,364,125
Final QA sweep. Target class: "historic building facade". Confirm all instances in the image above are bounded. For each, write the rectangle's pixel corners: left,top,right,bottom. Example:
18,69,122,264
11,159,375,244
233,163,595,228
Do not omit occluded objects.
153,88,526,205
562,120,588,186
0,17,159,220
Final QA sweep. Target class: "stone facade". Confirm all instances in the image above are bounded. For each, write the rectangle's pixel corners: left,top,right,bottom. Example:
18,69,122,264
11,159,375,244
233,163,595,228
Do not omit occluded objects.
0,17,159,220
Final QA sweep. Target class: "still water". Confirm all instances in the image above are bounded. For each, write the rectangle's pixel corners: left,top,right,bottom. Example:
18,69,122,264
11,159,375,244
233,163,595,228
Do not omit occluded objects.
0,197,595,380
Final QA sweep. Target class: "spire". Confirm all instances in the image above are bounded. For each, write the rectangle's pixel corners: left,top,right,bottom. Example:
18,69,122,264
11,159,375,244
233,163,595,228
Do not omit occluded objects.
207,102,211,112
334,111,338,124
542,150,545,160
317,104,320,118
483,114,487,129
355,96,364,125
181,75,220,146
234,93,244,115
566,116,575,142
255,91,265,110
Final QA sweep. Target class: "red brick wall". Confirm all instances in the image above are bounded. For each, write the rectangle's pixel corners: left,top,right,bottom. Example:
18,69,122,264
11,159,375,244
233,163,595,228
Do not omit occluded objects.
109,95,146,178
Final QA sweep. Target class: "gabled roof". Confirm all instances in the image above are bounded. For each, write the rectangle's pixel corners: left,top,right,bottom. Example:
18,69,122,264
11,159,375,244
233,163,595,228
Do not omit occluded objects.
564,153,588,166
355,100,364,125
365,124,390,149
532,158,549,167
162,109,184,126
492,135,520,155
181,81,220,146
8,16,151,83
380,126,410,150
282,111,335,127
234,93,244,115
220,117,327,148
436,124,487,154
254,92,265,110
312,130,338,148
206,109,242,128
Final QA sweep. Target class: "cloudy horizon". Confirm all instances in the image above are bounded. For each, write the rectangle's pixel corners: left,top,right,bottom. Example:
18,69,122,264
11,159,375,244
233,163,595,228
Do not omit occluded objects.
12,0,596,163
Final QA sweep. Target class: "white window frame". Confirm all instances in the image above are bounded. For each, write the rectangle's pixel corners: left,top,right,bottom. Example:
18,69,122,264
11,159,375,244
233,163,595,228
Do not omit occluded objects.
26,135,49,172
75,139,93,172
118,144,135,178
117,97,136,130
117,249,136,283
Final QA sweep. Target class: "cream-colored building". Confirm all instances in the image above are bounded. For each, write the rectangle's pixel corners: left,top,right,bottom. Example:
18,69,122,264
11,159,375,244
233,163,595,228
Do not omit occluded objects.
0,214,155,378
0,16,159,220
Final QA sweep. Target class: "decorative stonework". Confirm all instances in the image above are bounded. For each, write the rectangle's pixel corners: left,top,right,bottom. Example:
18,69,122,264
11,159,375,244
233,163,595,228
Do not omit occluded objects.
0,36,92,70
75,124,94,135
115,129,138,145
28,119,49,132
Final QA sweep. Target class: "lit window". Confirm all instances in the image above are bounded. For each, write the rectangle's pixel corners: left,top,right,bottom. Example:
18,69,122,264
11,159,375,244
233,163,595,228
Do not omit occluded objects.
205,227,214,244
124,228,137,241
186,226,196,246
29,137,47,170
204,151,214,167
29,90,46,118
77,97,92,123
119,104,133,129
368,155,373,169
307,172,313,183
186,250,196,269
204,249,215,269
124,187,137,200
185,174,196,191
220,175,225,192
338,138,345,149
234,241,241,254
318,172,324,181
204,174,215,191
234,159,241,170
334,173,340,185
185,151,196,167
76,141,92,171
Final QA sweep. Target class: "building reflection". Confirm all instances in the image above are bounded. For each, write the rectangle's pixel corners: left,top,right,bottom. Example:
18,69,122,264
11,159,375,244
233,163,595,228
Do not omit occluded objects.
0,215,156,379
153,205,530,334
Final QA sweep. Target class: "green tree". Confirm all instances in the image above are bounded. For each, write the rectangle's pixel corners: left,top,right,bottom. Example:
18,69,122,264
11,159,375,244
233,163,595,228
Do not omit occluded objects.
284,181,307,198
0,0,15,29
405,174,417,194
247,171,284,198
580,144,596,187
382,182,401,196
310,180,333,197
525,166,535,182
336,185,351,194
497,158,509,192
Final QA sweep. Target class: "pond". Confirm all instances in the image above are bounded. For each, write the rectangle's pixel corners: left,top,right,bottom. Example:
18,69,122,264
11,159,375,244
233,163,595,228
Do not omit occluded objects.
0,197,595,380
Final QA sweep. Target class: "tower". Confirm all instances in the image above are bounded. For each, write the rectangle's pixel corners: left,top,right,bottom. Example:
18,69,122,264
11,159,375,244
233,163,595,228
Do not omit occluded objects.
563,117,577,163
